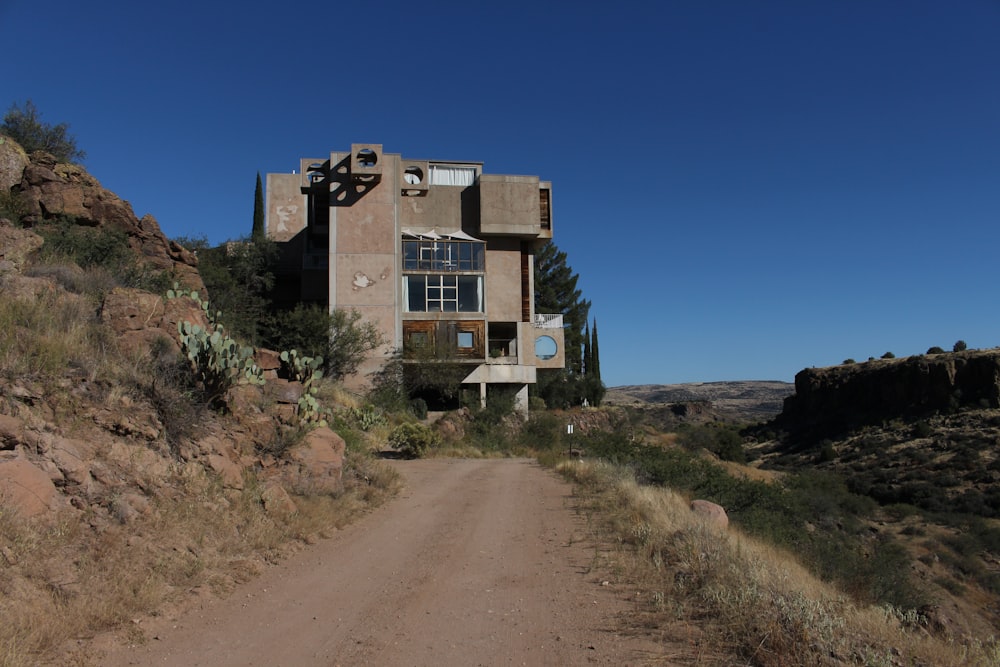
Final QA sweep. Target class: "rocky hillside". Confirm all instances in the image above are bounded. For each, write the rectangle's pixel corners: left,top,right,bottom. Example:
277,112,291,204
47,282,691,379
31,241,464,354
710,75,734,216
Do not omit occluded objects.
752,350,1000,516
744,351,1000,636
0,137,391,664
775,349,1000,440
0,135,358,525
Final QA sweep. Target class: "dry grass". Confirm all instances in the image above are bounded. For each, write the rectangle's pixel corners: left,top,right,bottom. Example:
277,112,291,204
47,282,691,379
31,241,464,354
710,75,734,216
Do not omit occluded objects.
0,285,104,381
556,459,1000,667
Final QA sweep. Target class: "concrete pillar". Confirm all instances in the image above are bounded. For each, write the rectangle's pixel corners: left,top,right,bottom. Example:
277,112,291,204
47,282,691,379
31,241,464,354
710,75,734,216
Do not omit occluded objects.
514,384,529,416
479,382,487,409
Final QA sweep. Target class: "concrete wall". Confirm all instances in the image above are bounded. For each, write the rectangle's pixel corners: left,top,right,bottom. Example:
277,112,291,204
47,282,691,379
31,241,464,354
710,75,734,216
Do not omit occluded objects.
479,174,541,237
484,237,523,323
398,178,468,231
329,149,401,372
265,174,306,242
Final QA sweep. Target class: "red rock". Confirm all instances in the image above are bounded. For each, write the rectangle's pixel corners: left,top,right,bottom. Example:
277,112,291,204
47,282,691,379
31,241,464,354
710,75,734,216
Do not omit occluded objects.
690,499,729,530
0,458,59,518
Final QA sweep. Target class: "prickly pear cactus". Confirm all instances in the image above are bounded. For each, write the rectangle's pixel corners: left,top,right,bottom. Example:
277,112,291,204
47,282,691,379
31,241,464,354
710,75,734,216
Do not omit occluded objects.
279,349,330,425
169,284,264,407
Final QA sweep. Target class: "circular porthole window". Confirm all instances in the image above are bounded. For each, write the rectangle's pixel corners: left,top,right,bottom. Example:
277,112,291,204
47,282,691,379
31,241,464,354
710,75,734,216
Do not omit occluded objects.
535,335,557,361
404,166,424,185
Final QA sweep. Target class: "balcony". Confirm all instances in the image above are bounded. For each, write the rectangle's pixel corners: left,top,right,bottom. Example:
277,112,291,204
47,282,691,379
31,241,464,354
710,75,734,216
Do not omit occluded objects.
532,314,563,329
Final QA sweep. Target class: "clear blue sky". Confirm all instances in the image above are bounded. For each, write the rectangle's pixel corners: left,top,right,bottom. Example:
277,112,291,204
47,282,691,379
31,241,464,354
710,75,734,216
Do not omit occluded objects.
4,1,999,387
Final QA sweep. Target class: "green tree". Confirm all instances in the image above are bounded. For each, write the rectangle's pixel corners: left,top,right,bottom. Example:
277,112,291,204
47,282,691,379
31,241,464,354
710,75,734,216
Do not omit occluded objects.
174,234,276,345
591,319,602,382
1,100,85,162
953,340,968,352
252,172,265,239
533,241,591,408
325,308,385,380
534,241,590,372
587,319,605,406
262,305,383,381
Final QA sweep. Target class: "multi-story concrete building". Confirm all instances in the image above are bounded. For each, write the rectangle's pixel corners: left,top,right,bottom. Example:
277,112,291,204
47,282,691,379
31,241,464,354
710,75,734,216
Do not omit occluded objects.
265,144,565,412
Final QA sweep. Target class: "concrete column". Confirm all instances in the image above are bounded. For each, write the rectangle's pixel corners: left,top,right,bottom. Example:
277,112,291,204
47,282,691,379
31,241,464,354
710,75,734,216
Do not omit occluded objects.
515,384,529,416
479,382,487,409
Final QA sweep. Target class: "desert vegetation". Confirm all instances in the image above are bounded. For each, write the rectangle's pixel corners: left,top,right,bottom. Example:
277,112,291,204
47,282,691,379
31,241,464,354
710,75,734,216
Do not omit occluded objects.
0,204,403,666
555,457,1000,666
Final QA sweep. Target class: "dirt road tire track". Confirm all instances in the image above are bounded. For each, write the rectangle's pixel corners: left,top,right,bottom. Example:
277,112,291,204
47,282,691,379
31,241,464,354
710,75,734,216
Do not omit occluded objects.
99,458,654,666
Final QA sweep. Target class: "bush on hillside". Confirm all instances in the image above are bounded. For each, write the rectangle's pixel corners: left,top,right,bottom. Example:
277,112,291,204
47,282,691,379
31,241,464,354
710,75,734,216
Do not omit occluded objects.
1,99,85,162
388,422,440,459
34,219,168,295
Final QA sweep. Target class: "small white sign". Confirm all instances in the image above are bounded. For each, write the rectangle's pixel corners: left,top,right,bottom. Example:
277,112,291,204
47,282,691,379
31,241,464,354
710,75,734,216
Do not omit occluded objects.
566,424,574,435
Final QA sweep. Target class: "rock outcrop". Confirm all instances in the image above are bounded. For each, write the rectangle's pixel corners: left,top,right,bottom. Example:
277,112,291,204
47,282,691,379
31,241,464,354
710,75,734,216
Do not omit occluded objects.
0,142,346,529
1,137,202,291
775,350,1000,439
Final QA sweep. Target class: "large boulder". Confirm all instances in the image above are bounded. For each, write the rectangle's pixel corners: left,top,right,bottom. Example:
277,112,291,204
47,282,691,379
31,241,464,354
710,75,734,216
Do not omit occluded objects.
275,427,346,495
0,135,29,192
0,225,43,273
690,499,729,530
0,457,60,518
99,288,209,357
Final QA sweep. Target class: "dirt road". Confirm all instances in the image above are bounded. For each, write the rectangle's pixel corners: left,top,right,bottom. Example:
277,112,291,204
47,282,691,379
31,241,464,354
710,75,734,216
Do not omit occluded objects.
99,458,654,666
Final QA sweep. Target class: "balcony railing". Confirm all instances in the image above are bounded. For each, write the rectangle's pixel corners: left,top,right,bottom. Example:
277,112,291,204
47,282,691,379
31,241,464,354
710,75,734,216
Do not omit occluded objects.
532,314,563,329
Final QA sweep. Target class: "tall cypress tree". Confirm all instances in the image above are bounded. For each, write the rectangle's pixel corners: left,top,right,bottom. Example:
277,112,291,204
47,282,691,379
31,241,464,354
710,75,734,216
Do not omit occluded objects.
252,172,265,239
583,320,592,376
591,319,601,382
587,318,606,407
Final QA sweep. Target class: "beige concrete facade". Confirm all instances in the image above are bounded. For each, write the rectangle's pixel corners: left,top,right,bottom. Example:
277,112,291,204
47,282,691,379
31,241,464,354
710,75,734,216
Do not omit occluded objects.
265,144,563,411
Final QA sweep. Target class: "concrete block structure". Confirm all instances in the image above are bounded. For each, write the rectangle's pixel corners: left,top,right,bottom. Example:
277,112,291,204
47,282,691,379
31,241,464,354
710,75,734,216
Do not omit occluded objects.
265,144,565,412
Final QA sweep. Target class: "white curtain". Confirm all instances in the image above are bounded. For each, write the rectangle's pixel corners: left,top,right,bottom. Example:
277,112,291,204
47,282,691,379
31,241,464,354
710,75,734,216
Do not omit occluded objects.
401,276,410,312
429,165,475,187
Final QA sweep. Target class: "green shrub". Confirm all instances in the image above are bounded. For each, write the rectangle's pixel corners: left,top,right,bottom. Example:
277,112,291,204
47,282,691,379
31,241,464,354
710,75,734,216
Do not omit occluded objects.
842,358,856,365
2,99,85,162
520,410,562,451
881,351,895,359
34,220,168,294
388,422,440,458
953,340,968,352
926,346,945,355
676,423,746,463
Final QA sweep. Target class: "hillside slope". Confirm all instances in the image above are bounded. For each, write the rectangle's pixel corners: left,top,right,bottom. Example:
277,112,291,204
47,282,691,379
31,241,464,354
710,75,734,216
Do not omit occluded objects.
0,138,398,666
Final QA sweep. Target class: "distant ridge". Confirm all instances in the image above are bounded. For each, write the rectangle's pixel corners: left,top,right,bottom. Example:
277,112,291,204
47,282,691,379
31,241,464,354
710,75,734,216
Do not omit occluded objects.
605,381,794,422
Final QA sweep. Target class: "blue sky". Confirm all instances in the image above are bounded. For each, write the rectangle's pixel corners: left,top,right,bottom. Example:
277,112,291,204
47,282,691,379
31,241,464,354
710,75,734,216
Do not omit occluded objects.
4,1,999,387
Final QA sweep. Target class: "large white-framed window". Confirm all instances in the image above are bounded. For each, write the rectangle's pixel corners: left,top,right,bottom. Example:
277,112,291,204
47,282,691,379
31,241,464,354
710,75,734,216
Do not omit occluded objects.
403,274,483,313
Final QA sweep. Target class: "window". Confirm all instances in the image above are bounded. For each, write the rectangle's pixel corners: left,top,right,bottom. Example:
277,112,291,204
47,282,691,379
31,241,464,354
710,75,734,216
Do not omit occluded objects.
409,331,429,350
403,240,484,272
457,331,474,349
404,275,483,312
535,335,557,360
429,165,476,187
